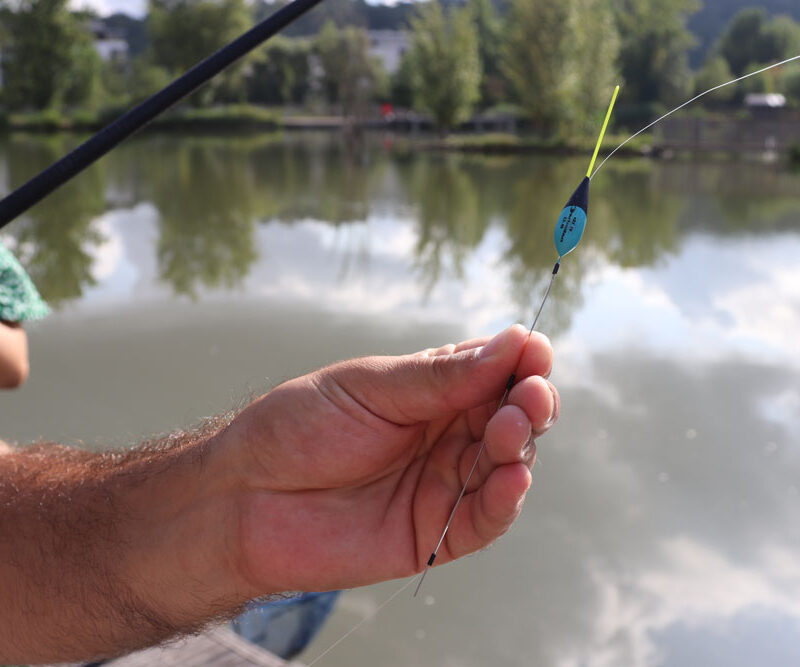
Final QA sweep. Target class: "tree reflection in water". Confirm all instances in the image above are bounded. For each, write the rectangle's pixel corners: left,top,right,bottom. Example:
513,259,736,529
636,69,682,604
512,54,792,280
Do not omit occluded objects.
2,134,800,667
4,135,107,305
405,155,487,293
141,140,259,298
2,133,800,328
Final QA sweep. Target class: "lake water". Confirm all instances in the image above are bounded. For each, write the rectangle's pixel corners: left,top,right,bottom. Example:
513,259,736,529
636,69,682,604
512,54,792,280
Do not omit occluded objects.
1,132,799,666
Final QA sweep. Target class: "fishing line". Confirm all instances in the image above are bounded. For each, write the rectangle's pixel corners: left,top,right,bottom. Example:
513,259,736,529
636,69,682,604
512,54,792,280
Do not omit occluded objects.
414,86,620,598
255,60,800,661
411,264,560,598
306,88,622,665
305,576,418,666
590,53,800,178
6,42,793,667
248,58,800,662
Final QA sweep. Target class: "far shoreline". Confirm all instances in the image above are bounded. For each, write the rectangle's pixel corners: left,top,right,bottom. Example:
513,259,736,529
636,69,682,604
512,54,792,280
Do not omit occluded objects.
0,106,654,159
3,108,798,166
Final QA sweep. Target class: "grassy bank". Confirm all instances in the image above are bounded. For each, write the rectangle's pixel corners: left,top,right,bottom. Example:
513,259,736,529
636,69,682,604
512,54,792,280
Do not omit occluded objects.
2,104,283,133
1,107,656,159
420,131,655,157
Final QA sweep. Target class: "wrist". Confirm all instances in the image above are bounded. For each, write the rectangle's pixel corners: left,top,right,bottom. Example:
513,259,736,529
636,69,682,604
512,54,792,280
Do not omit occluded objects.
118,430,252,628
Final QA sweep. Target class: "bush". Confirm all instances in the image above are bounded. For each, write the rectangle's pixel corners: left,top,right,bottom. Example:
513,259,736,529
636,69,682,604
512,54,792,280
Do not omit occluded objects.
8,108,69,131
779,68,800,106
152,104,282,130
613,102,666,132
70,108,102,129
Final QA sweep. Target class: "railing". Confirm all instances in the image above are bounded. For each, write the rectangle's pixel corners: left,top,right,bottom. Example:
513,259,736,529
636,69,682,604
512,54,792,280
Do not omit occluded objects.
657,112,800,153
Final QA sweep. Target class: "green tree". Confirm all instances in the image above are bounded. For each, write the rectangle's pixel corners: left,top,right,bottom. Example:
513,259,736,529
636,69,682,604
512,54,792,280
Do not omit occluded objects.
0,0,101,111
147,0,250,106
100,51,171,108
254,0,363,36
693,56,735,102
390,52,415,108
780,67,800,105
614,0,698,108
711,10,800,100
717,10,800,77
127,59,173,104
245,36,311,106
0,10,8,49
406,1,481,132
313,21,385,117
757,15,800,64
718,8,766,78
468,0,504,107
502,0,618,138
63,19,104,108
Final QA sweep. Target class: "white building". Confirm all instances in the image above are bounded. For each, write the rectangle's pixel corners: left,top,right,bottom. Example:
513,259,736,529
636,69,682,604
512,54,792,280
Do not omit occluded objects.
91,20,129,64
367,30,409,74
744,93,786,109
95,37,129,63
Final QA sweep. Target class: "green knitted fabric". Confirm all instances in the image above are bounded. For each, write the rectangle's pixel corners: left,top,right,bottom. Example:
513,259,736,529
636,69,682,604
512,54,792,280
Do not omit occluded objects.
0,243,49,322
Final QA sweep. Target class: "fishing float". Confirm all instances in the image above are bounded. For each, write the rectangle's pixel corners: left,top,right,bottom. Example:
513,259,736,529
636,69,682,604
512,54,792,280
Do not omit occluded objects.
306,56,800,659
413,84,620,598
0,9,797,658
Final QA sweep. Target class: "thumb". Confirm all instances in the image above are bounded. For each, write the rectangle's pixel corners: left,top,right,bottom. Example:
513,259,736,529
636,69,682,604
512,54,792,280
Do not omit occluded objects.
336,325,539,424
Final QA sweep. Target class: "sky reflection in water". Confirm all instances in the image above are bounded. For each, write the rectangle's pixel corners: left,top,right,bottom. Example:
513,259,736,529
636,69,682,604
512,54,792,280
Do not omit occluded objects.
0,133,798,666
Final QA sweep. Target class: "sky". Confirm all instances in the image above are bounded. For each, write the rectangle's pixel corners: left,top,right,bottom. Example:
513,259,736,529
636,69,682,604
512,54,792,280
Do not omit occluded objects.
71,0,146,18
70,0,405,20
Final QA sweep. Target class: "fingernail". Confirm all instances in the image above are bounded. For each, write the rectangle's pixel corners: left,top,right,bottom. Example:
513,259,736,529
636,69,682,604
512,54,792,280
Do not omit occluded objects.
478,327,515,360
545,381,560,426
521,436,536,460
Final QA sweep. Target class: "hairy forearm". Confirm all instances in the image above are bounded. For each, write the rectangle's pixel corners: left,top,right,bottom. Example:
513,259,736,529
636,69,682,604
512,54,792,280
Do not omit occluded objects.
0,416,250,664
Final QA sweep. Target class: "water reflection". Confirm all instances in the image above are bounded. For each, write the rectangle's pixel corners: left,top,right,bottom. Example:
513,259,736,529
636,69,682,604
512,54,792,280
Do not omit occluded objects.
141,140,259,297
3,135,107,305
406,155,488,291
1,133,800,666
521,352,800,667
301,343,800,667
4,134,800,321
593,166,685,268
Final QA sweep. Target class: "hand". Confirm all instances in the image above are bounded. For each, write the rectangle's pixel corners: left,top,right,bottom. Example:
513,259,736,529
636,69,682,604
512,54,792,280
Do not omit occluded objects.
0,326,558,662
221,325,559,594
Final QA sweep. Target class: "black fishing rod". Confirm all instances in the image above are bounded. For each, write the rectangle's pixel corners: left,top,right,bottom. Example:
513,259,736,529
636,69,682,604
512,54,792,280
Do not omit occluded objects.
0,0,327,229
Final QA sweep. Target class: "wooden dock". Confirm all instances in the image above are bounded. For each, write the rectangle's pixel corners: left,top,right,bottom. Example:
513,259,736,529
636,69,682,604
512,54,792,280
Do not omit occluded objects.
51,626,305,667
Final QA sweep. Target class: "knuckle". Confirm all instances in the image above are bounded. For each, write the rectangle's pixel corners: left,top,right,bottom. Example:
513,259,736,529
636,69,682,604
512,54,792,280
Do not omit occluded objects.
428,353,455,386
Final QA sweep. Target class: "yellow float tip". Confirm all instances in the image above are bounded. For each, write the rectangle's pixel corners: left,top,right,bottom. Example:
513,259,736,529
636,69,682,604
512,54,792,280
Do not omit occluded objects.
587,85,620,178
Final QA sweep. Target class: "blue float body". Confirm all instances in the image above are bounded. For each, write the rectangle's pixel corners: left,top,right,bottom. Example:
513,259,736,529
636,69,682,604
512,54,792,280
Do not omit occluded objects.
553,176,590,259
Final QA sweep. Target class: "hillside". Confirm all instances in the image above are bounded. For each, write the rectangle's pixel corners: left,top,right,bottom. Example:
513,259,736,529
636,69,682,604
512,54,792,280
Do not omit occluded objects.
688,0,800,66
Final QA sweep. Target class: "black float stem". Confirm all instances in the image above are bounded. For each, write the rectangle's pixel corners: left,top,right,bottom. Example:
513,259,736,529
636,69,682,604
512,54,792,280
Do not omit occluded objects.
0,0,326,229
